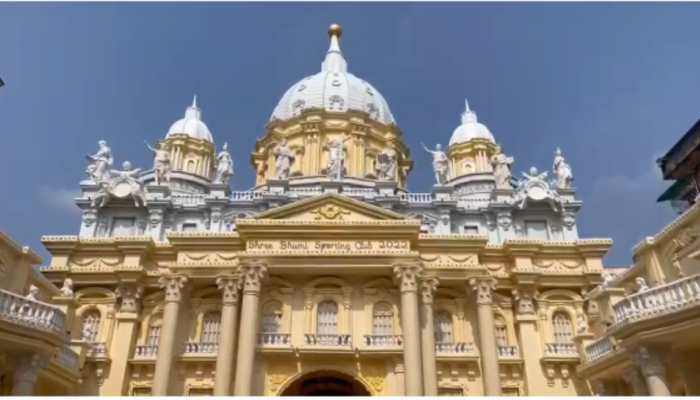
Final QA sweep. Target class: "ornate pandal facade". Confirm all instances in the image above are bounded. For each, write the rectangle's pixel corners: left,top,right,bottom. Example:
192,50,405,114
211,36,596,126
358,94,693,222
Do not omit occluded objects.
27,24,617,396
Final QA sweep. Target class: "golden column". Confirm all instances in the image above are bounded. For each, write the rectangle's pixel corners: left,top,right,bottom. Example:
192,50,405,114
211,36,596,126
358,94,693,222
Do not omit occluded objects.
394,264,424,395
152,275,187,395
420,276,439,395
634,347,671,396
102,283,143,395
233,262,268,395
469,277,501,395
214,275,242,395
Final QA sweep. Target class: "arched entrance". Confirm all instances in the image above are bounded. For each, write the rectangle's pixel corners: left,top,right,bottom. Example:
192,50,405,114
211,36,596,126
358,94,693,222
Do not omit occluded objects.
280,370,371,396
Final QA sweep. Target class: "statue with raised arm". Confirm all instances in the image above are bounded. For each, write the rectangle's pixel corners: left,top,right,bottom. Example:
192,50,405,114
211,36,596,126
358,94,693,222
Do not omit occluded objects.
214,142,234,184
145,141,171,186
273,139,295,180
375,146,397,181
491,152,514,189
326,134,352,180
85,140,113,183
552,147,573,190
421,142,449,185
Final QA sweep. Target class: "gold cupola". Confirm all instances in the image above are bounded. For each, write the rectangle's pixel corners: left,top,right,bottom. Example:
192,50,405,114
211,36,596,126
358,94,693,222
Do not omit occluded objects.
251,24,413,190
447,99,500,184
161,96,216,181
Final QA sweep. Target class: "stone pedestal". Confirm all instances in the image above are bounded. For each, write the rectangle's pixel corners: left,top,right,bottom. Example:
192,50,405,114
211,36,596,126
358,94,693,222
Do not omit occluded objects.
146,184,171,201
321,180,343,194
208,183,231,198
432,184,454,202
376,181,398,197
267,179,289,195
52,295,79,337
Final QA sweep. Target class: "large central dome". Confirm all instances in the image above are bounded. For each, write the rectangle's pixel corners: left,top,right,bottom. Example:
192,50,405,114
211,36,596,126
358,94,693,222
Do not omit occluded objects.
269,24,396,126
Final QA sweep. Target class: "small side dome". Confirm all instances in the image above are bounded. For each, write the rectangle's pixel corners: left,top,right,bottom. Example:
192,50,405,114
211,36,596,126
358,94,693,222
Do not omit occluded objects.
166,96,214,143
449,100,495,146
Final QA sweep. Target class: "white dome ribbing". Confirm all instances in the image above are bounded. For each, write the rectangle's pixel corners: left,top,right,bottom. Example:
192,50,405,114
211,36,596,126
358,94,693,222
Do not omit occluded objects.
449,99,495,146
269,25,396,126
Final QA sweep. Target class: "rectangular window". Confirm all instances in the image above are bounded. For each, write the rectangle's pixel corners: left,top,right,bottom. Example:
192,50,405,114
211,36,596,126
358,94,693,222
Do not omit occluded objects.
182,223,198,232
525,220,549,240
131,387,152,396
463,225,479,235
187,388,213,396
110,217,136,236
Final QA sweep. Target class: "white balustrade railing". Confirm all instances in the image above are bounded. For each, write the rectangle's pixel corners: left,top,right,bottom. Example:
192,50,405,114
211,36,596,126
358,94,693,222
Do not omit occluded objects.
0,289,65,335
85,341,108,358
435,342,476,354
172,194,206,207
258,333,291,347
304,334,352,348
134,345,158,359
613,273,700,327
343,188,377,198
230,191,264,201
497,345,519,359
400,192,434,204
363,334,403,348
585,335,614,363
55,346,80,372
288,186,323,196
183,342,218,354
544,342,578,357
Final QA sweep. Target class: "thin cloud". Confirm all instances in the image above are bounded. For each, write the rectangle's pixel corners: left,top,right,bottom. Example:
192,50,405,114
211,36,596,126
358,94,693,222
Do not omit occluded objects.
37,186,81,215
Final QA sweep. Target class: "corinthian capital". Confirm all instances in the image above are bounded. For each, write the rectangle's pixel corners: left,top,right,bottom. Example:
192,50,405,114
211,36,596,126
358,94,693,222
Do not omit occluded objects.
115,283,144,313
240,261,268,294
393,264,422,293
512,288,537,315
468,277,496,305
216,275,241,305
420,276,439,304
159,275,187,303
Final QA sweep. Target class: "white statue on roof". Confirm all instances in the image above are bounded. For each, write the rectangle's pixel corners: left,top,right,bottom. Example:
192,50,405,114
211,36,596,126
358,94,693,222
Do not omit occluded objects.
273,139,295,180
92,161,146,208
86,140,113,184
491,152,514,190
553,147,573,190
145,140,171,186
214,142,234,185
421,142,449,185
375,146,397,181
326,134,351,180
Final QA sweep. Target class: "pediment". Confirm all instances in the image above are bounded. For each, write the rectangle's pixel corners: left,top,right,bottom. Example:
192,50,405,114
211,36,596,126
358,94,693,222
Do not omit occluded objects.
252,193,406,222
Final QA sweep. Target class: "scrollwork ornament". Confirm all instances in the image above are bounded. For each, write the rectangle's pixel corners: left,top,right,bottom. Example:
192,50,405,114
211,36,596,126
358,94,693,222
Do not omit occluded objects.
393,264,422,293
158,275,187,303
469,277,496,305
216,276,241,305
420,276,439,305
115,283,144,313
511,288,536,315
240,262,268,294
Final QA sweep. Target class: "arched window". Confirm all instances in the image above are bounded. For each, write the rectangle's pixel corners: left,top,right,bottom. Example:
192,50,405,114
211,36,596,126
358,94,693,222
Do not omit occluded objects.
261,301,283,333
201,312,221,343
494,315,508,347
317,301,338,335
552,311,574,343
434,310,453,344
147,314,162,346
81,310,101,342
372,302,394,335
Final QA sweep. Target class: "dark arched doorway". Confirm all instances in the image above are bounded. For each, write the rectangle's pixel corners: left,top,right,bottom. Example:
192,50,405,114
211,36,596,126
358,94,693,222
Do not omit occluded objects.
280,370,371,396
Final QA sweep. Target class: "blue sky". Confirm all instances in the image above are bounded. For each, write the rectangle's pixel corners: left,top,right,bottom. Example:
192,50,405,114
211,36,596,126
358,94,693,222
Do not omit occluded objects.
1,2,695,266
